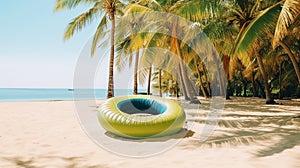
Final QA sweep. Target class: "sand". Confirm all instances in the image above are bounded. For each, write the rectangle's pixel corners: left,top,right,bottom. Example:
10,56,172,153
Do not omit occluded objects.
0,98,299,168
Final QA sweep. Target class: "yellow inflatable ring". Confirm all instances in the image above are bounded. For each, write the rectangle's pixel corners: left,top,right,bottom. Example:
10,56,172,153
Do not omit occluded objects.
97,95,186,138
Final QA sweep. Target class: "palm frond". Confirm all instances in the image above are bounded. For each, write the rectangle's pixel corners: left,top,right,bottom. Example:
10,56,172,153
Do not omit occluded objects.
273,0,300,47
115,37,132,71
233,2,282,57
137,65,150,85
64,2,101,40
55,0,97,11
124,4,151,14
91,15,108,55
203,19,236,43
171,0,224,22
137,0,162,11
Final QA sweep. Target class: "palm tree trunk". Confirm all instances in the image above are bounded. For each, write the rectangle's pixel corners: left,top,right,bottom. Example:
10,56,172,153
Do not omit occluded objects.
199,77,208,98
278,40,300,85
147,66,152,95
190,79,199,97
255,52,275,104
170,25,189,100
176,39,195,101
212,49,226,96
179,61,194,100
133,50,139,94
226,80,231,99
170,22,198,103
107,13,115,98
266,32,300,86
251,72,258,97
223,54,231,99
203,65,212,97
175,39,200,104
159,69,162,97
178,63,189,100
195,62,208,98
175,83,180,97
256,80,265,98
243,82,247,97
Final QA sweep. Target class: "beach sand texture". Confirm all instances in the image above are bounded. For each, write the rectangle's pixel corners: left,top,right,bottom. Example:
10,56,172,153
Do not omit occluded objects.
0,98,299,168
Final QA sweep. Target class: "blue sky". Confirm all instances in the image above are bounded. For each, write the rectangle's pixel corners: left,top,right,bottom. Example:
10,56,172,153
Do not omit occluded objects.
0,0,134,89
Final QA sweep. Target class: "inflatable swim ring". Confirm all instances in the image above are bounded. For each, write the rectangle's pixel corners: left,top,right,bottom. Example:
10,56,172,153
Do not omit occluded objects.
97,95,186,138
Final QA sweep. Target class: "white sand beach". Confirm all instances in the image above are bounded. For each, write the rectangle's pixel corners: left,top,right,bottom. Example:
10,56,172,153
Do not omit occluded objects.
0,98,299,168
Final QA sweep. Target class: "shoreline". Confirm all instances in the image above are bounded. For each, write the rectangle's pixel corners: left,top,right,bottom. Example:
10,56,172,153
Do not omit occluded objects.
0,99,106,103
1,96,299,102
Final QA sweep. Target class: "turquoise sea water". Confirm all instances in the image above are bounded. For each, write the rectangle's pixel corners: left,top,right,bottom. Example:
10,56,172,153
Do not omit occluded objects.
0,88,145,102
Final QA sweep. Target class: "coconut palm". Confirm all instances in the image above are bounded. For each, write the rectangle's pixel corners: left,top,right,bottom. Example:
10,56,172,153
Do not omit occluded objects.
232,0,300,103
176,0,290,103
115,8,153,95
272,0,300,47
147,65,152,95
187,55,210,98
217,0,280,104
118,0,226,103
152,69,180,97
200,17,238,99
55,0,125,98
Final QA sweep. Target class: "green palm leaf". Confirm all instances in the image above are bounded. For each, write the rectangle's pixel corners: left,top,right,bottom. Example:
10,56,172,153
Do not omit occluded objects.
233,2,282,57
91,15,108,55
124,4,151,14
55,0,98,10
63,2,101,40
171,0,223,21
273,0,300,47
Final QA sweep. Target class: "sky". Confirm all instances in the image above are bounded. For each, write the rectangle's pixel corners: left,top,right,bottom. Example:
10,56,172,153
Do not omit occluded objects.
0,0,134,89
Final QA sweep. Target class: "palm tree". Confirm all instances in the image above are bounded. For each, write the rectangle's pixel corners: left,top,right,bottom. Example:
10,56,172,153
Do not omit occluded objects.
55,0,125,98
187,55,209,98
200,17,238,99
152,69,180,97
147,65,152,95
232,0,300,102
272,0,300,47
120,0,224,103
174,0,277,102
223,0,279,104
115,8,150,95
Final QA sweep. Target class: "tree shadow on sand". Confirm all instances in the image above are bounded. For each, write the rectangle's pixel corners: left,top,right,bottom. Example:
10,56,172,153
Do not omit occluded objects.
181,98,300,158
198,120,300,157
3,156,109,168
255,126,300,157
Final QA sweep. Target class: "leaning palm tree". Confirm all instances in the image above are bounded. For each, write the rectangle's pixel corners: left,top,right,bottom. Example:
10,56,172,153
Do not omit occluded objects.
55,0,125,98
232,0,300,103
225,0,279,104
272,0,300,47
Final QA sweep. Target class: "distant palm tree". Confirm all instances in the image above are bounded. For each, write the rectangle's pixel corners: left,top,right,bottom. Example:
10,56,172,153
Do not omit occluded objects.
147,65,152,95
115,9,148,95
55,0,125,98
152,69,179,97
188,55,209,98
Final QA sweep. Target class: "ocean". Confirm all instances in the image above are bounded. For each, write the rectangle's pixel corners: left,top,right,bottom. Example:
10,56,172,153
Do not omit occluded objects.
0,88,146,102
